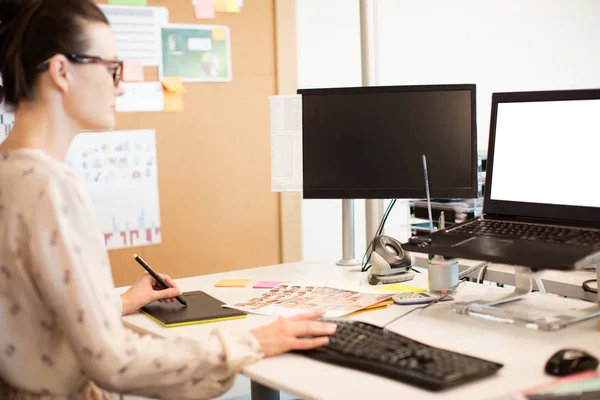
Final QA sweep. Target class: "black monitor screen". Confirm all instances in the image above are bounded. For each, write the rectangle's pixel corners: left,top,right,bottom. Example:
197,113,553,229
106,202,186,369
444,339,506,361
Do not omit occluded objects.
298,84,478,199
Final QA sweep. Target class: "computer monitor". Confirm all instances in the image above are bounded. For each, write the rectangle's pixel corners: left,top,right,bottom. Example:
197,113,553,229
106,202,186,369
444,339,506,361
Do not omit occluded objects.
298,84,478,199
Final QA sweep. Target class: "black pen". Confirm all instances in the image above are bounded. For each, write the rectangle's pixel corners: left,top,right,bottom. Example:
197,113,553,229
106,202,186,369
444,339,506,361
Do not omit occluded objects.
133,254,187,306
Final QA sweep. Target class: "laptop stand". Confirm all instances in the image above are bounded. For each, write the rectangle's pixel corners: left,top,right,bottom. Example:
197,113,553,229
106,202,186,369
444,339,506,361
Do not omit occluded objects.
450,265,600,331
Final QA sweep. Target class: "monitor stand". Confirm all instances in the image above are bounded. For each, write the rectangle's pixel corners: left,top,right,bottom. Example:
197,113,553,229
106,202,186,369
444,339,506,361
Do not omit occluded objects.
337,199,360,266
450,265,600,331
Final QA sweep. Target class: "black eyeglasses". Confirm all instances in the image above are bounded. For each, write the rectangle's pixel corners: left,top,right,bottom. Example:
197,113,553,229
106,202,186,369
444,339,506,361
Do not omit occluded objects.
37,54,124,87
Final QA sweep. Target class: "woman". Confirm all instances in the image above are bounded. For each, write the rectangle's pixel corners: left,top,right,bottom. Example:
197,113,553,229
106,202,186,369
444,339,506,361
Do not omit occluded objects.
0,0,336,398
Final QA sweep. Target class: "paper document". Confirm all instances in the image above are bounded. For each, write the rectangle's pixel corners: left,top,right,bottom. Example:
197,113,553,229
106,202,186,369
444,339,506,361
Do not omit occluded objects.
99,5,168,66
65,130,162,250
269,95,303,192
160,24,232,83
116,82,164,113
224,284,392,318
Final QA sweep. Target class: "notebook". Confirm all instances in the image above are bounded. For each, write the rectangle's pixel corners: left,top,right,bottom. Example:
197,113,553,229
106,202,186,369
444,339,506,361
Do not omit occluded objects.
404,88,600,270
141,290,246,327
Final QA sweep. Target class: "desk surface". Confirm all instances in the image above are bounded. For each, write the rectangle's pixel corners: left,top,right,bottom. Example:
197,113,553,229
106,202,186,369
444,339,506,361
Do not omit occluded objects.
121,261,600,400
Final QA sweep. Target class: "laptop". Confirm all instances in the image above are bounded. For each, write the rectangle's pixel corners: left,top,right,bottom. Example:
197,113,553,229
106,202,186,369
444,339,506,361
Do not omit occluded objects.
402,88,600,271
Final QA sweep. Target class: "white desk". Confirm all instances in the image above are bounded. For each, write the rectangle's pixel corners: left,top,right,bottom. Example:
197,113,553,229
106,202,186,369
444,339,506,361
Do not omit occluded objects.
122,261,600,400
412,254,598,302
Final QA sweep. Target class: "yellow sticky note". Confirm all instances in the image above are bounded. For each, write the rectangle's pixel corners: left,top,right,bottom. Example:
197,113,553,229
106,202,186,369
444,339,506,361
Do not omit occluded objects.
162,77,186,113
194,0,215,19
214,279,252,288
225,0,240,12
163,91,184,112
161,77,187,93
122,59,144,82
211,27,227,41
214,0,227,12
375,283,426,293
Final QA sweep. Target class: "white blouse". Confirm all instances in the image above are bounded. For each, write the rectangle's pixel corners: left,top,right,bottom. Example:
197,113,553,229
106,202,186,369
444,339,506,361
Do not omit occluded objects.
0,149,263,399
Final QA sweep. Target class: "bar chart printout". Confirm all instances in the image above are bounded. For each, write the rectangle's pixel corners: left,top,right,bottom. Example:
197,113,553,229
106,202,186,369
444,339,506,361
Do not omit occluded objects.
66,129,162,250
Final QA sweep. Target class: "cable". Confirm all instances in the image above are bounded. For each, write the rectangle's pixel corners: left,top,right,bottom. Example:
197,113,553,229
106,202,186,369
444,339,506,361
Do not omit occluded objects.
361,199,397,272
458,262,489,280
360,237,376,272
382,281,465,330
583,279,598,294
477,264,488,284
534,278,546,295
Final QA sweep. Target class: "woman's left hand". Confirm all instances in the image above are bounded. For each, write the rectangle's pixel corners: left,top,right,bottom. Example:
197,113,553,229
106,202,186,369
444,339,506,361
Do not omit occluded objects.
120,272,182,316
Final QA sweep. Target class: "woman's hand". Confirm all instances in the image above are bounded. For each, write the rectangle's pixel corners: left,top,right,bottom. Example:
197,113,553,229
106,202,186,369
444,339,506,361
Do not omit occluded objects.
120,272,182,316
251,311,337,357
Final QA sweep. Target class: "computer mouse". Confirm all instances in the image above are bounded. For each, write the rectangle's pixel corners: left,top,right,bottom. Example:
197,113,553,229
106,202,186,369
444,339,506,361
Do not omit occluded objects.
545,349,599,376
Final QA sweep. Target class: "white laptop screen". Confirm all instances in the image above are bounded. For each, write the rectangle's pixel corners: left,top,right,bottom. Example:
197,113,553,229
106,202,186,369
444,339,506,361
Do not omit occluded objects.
490,99,600,208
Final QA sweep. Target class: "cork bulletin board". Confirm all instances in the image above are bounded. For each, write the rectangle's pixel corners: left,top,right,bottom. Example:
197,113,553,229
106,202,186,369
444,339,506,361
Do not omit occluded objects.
95,0,281,286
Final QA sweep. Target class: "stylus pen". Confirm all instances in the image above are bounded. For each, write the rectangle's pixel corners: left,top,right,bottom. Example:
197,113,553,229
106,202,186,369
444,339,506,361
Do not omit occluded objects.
133,254,187,306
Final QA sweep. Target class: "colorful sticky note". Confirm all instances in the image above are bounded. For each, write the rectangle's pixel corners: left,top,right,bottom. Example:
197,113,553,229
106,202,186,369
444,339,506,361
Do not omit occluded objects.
108,0,147,5
163,92,184,112
161,77,187,93
214,0,227,12
122,60,144,82
253,281,287,289
225,0,240,12
215,279,252,288
211,27,227,41
194,0,216,19
162,77,186,113
375,283,426,293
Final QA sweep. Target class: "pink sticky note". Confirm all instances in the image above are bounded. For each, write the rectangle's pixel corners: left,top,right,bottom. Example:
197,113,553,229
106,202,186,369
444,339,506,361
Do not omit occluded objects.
122,59,144,82
253,281,286,289
195,0,216,19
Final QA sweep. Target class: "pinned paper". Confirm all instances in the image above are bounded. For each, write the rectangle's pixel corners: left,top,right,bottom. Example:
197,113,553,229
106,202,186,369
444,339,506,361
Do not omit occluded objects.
163,93,183,112
375,283,426,293
225,0,240,12
211,27,227,41
122,59,144,82
162,77,186,113
162,77,187,93
215,279,252,288
194,0,216,19
214,0,227,12
253,281,287,289
109,0,147,5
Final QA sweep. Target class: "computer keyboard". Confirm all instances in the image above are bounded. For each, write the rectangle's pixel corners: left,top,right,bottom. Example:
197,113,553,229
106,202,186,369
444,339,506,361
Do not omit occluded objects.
449,219,600,248
295,319,503,391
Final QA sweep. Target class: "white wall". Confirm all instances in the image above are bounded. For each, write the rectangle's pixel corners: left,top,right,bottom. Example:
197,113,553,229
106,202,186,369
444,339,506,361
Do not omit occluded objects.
296,0,364,262
374,0,600,151
297,0,600,262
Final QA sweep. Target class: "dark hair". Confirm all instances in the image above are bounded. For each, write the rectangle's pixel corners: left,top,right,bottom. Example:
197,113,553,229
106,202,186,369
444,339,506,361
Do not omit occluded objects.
0,0,109,107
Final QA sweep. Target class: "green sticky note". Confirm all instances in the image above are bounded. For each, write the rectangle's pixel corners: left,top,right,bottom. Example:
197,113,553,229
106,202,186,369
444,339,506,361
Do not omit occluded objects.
108,0,148,5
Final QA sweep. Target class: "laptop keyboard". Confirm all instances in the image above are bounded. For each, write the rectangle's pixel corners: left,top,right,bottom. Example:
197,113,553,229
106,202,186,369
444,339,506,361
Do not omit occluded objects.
449,220,600,248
